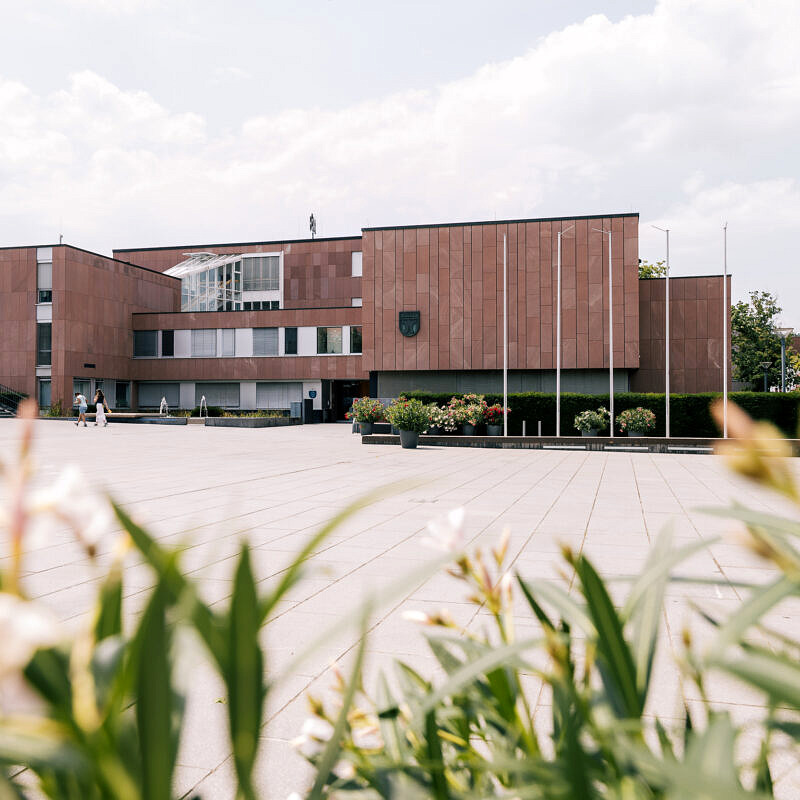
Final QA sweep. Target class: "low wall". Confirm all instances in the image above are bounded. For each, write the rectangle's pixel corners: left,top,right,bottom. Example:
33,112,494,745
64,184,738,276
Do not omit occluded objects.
362,434,800,456
204,417,301,428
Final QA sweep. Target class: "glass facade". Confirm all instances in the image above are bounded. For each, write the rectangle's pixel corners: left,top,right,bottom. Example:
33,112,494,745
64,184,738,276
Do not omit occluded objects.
38,379,51,409
181,260,242,311
191,329,217,357
253,328,278,356
161,330,174,357
115,381,130,408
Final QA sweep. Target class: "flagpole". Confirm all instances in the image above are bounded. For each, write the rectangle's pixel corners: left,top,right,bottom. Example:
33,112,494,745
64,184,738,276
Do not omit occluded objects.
503,234,508,437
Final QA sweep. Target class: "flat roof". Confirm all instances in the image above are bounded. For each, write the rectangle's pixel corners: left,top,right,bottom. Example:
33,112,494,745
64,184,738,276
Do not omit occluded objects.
0,243,180,280
362,211,639,232
114,234,361,253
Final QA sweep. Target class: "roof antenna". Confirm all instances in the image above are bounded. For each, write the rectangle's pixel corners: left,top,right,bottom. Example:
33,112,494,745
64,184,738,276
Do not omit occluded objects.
309,213,317,239
59,233,63,244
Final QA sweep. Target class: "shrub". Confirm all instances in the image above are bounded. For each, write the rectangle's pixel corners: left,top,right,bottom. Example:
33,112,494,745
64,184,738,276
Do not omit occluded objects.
447,394,487,426
404,390,800,438
574,406,610,432
385,398,430,433
426,403,458,432
616,406,656,433
348,396,385,423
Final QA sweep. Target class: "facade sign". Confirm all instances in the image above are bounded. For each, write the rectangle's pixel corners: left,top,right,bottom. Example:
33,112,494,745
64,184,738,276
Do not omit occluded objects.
398,311,420,338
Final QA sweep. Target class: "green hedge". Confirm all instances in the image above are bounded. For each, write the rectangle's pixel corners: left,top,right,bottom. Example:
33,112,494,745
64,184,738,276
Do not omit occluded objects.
403,391,800,438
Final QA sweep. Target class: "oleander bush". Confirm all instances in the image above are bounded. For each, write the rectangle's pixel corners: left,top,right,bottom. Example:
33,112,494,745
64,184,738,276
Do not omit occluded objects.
385,398,431,433
574,406,610,432
616,406,656,433
348,397,386,424
405,390,800,437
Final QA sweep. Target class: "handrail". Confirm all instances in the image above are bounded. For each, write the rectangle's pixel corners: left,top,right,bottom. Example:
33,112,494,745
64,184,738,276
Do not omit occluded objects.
0,383,27,413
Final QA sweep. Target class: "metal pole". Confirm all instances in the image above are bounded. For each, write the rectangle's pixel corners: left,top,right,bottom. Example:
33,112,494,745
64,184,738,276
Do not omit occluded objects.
781,336,786,392
556,231,562,437
503,234,508,437
723,223,728,437
764,369,768,393
665,231,670,438
608,230,614,432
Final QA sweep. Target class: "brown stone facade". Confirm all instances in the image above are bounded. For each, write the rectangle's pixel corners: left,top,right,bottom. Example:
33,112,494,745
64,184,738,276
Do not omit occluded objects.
361,215,640,374
0,246,38,396
632,276,732,393
114,236,363,309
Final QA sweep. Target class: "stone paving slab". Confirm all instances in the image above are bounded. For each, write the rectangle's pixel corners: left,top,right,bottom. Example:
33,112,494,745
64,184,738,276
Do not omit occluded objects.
2,419,800,799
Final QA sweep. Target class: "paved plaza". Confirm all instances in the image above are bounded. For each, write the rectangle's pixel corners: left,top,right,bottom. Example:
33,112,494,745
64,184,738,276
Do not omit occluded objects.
3,419,800,798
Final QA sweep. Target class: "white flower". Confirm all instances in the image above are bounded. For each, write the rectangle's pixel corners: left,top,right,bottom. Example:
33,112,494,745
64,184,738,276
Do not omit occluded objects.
333,760,356,780
422,507,465,554
291,716,335,758
0,593,60,679
402,610,431,624
351,723,383,751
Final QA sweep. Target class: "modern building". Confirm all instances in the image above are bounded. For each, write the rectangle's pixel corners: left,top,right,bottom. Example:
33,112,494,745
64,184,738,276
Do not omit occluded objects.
0,212,731,417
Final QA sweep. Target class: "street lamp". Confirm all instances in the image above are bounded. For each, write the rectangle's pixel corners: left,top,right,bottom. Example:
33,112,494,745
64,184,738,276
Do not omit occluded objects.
759,361,772,393
593,227,614,432
775,327,793,392
652,225,670,437
555,224,574,437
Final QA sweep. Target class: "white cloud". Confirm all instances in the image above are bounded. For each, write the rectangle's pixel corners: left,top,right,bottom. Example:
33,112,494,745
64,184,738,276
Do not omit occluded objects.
1,0,799,314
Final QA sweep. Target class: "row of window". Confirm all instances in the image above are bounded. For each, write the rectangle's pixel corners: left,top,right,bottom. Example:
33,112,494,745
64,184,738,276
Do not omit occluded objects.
133,326,362,358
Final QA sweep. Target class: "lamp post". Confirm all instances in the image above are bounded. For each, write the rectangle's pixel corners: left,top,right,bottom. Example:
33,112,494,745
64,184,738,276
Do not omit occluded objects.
759,361,772,393
555,224,574,437
652,225,670,437
722,223,728,437
775,327,793,392
593,227,614,431
503,234,508,436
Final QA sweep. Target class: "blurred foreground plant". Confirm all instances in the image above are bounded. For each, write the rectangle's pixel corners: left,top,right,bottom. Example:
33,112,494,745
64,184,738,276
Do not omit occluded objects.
296,402,800,799
0,400,385,800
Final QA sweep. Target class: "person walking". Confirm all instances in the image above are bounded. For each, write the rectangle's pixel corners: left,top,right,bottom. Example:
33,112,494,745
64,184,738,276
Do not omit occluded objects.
94,388,110,427
74,392,88,427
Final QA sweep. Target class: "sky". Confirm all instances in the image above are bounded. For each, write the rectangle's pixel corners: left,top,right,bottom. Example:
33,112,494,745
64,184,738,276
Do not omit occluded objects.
1,0,798,322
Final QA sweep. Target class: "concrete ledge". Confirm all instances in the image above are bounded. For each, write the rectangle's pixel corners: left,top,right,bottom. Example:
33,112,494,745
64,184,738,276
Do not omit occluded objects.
362,434,800,455
204,417,300,428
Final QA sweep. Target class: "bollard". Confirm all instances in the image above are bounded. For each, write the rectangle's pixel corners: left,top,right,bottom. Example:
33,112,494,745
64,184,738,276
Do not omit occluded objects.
538,420,542,437
522,420,526,437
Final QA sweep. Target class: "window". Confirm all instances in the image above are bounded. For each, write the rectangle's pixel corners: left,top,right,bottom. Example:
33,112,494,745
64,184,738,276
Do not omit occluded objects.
351,297,362,307
115,381,130,409
284,327,297,355
350,326,362,354
134,330,158,357
351,252,363,277
243,300,280,311
243,256,280,291
317,326,343,354
37,323,51,365
161,330,174,357
191,329,217,357
256,382,302,409
195,383,240,408
37,261,52,304
253,327,278,356
138,382,179,408
221,328,235,357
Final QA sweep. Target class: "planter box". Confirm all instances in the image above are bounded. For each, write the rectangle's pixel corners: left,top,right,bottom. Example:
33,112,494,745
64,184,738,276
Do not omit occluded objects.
581,429,599,437
487,424,503,436
204,417,299,428
399,430,420,449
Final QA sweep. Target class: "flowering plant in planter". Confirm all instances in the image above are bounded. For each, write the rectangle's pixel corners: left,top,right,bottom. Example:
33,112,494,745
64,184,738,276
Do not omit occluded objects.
484,403,510,426
447,394,487,427
427,404,457,432
574,406,610,433
348,396,385,423
616,406,656,434
385,398,431,433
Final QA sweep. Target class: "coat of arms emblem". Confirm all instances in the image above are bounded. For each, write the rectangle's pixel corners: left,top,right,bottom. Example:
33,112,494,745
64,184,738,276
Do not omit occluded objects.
398,311,420,337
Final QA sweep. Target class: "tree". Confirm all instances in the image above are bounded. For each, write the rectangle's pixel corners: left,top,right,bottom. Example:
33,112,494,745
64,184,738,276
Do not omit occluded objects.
638,258,667,278
731,290,797,390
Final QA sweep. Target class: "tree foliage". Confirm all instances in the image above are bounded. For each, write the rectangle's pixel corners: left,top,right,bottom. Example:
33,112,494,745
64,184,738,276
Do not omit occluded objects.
731,290,796,390
638,258,667,278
